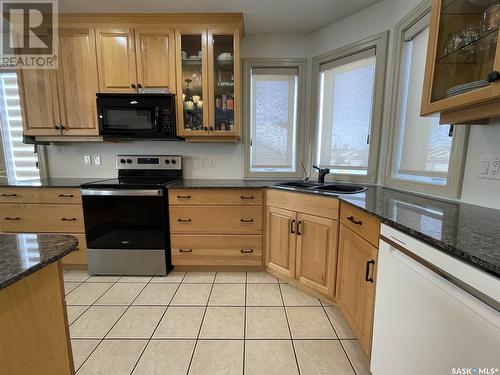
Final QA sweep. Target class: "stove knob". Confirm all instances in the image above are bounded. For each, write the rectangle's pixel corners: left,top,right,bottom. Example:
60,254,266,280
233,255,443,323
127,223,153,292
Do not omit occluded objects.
120,158,126,164
165,159,170,164
171,159,177,165
126,159,132,164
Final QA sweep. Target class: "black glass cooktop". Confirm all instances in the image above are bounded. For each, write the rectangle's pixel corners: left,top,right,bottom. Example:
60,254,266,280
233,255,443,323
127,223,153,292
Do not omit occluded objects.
81,177,181,188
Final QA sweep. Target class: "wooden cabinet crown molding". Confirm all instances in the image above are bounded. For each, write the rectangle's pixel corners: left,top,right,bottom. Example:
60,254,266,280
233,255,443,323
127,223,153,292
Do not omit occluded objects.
58,13,245,36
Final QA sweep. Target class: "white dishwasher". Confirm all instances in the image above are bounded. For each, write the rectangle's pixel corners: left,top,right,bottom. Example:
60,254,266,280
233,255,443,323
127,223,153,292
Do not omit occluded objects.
371,224,500,375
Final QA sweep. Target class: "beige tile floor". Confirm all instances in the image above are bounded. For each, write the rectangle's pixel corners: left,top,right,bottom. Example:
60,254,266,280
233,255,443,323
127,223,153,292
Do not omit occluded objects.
64,270,371,375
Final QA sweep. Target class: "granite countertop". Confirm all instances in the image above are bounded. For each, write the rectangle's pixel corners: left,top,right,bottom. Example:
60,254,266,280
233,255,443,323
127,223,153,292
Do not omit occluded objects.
0,234,78,289
0,177,107,188
168,179,276,189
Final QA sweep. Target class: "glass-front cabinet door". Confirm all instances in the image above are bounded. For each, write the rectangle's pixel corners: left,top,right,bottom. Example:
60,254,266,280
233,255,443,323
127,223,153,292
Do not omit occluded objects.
208,30,240,137
175,28,209,137
422,0,500,115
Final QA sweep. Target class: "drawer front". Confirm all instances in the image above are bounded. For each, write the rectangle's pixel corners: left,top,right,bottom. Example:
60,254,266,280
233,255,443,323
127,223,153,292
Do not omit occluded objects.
61,233,88,265
0,204,85,233
0,187,33,203
33,188,82,204
266,189,339,220
169,189,263,206
0,187,81,204
171,235,262,266
340,202,380,247
170,206,262,234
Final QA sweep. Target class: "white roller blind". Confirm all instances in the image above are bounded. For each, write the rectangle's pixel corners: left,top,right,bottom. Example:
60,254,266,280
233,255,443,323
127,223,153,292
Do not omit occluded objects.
0,72,40,181
395,26,452,180
250,70,298,172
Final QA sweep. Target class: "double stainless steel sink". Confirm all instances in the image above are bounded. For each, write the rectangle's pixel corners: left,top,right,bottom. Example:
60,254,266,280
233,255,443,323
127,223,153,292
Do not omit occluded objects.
274,181,366,194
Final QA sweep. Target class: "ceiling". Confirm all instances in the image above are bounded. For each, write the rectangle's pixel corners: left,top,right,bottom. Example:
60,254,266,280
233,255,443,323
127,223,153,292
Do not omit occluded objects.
58,0,383,34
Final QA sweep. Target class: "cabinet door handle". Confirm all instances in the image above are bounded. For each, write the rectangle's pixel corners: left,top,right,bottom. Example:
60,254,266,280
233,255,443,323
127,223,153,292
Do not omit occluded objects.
179,248,193,253
240,248,254,254
1,193,17,197
178,218,192,223
240,218,254,223
203,126,208,131
58,194,74,198
137,83,142,88
177,195,191,199
130,83,136,89
365,260,375,283
487,71,500,83
297,220,302,235
290,219,296,234
347,216,362,225
240,195,254,200
61,217,77,221
4,217,20,220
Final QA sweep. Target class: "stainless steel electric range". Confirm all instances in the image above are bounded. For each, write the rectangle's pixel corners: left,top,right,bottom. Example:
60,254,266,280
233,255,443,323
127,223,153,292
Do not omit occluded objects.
80,155,182,276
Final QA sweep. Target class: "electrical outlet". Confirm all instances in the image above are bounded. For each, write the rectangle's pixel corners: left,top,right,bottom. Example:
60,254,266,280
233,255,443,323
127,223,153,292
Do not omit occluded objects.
84,155,91,166
478,157,500,180
94,155,102,166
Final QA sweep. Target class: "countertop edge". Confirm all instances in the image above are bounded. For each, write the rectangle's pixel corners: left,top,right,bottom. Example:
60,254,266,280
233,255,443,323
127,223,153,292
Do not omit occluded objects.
0,239,78,290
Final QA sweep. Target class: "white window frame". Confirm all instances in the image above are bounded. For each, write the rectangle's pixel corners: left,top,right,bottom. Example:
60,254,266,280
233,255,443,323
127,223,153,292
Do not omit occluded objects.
243,58,307,178
309,31,389,183
384,1,469,198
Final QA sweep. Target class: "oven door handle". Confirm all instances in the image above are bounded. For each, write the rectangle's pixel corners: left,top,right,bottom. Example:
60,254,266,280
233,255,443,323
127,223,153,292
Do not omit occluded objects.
81,189,163,197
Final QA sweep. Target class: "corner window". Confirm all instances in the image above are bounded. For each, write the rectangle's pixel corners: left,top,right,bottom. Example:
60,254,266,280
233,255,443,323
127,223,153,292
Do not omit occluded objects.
0,72,41,182
311,32,388,182
244,59,306,178
386,8,468,197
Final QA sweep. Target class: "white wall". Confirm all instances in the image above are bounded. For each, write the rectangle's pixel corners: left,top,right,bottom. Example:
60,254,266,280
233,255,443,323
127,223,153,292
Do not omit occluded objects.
461,120,500,209
45,33,311,179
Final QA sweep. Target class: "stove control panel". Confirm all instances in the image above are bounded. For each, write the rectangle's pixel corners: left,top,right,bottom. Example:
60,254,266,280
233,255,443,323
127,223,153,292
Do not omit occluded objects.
116,155,182,170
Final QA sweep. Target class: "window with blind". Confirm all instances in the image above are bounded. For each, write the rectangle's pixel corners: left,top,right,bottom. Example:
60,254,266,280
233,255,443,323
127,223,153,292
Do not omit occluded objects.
386,7,468,197
312,32,387,182
0,72,41,182
244,59,306,177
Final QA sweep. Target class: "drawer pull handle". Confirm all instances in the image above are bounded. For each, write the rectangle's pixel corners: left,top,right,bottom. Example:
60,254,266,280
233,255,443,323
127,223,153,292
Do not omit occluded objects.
365,260,375,283
179,248,193,253
178,218,192,223
297,220,302,235
240,248,254,254
177,195,191,199
61,217,77,221
240,195,254,200
4,217,20,220
58,194,74,198
347,216,362,225
240,218,254,223
1,193,17,197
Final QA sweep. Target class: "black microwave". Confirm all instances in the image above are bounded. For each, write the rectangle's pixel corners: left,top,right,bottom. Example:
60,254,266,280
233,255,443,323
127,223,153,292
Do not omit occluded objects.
96,93,178,140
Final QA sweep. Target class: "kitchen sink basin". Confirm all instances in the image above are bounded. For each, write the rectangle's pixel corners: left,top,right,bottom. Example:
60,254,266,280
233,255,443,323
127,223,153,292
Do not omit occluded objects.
313,184,366,194
274,181,319,189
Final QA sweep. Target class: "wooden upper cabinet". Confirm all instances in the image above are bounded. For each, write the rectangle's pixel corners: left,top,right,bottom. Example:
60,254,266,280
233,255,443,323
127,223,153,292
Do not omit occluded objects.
421,0,500,123
57,28,99,135
266,206,297,279
135,28,176,90
295,213,338,297
18,69,61,136
336,224,378,356
95,28,137,93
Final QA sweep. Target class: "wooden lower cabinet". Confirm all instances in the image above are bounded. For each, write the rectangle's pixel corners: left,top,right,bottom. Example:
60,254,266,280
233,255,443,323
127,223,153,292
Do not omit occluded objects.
266,207,297,279
295,213,338,297
171,235,262,266
61,234,88,266
336,224,378,356
265,205,338,298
